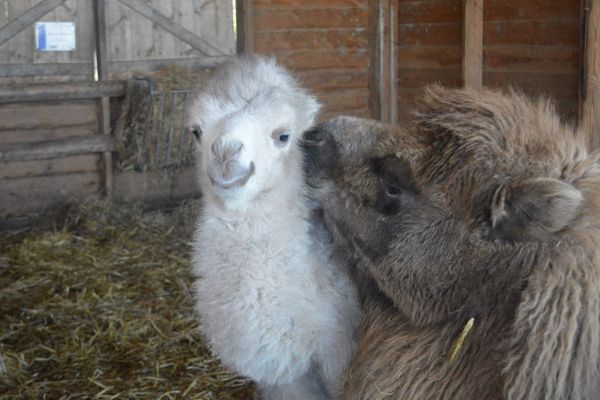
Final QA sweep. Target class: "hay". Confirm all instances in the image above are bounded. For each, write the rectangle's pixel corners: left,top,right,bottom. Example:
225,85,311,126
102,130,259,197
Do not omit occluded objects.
114,65,213,172
0,201,254,399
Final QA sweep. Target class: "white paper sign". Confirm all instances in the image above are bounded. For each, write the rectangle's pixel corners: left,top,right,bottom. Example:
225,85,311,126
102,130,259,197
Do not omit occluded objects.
35,22,76,51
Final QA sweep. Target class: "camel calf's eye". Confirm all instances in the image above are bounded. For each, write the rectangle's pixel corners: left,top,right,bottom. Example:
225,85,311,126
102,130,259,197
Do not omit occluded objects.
190,125,202,141
272,128,291,147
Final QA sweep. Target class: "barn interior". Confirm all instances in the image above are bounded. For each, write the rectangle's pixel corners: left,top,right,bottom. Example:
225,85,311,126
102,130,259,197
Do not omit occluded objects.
1,0,598,398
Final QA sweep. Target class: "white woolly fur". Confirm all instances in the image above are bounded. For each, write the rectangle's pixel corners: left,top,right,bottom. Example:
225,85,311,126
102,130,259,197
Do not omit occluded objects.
188,55,360,399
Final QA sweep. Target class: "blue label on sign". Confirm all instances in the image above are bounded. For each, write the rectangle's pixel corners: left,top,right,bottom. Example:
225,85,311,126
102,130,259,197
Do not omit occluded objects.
35,22,76,51
36,24,46,50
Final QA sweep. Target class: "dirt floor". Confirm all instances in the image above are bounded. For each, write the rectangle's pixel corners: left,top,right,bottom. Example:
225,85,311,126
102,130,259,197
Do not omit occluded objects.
0,201,255,399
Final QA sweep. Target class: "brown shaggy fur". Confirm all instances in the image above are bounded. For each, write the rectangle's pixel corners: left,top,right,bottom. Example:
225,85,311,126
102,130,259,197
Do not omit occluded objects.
302,86,600,399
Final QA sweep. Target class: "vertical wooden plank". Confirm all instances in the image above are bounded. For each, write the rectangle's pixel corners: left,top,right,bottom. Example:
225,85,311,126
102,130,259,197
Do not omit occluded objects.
582,0,600,149
368,0,397,124
236,0,254,54
93,0,113,197
150,0,176,60
463,0,483,89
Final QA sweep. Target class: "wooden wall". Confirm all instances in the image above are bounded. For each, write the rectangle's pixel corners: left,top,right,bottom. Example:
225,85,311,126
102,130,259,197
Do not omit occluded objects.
0,0,95,84
396,0,581,124
105,0,236,79
0,0,236,219
483,0,581,121
397,0,463,123
0,99,103,216
250,0,371,121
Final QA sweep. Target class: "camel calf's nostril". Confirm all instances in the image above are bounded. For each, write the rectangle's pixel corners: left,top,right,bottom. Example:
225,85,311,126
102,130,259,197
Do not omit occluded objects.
211,140,244,163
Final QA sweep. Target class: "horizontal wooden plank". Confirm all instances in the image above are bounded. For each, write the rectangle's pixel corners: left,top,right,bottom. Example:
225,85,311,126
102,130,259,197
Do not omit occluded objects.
484,45,579,73
107,56,229,77
274,49,369,70
0,154,100,179
0,63,91,78
396,85,578,125
114,167,199,203
254,7,368,31
0,101,97,130
0,81,126,104
255,28,368,52
319,88,369,113
298,68,369,92
0,135,115,162
483,71,579,99
398,0,462,24
397,45,462,69
0,171,102,217
397,22,461,46
0,126,96,144
484,0,579,22
397,67,462,88
254,0,368,8
484,20,579,46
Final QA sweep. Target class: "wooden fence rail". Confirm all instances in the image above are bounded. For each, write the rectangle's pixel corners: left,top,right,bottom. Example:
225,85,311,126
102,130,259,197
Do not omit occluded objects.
0,81,125,104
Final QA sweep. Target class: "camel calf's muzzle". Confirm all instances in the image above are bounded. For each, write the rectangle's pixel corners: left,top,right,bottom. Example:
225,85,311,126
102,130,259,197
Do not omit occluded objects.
208,139,255,189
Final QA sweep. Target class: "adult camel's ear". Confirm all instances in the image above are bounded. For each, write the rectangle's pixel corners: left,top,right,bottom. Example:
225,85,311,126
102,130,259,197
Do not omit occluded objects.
489,178,583,241
371,155,418,216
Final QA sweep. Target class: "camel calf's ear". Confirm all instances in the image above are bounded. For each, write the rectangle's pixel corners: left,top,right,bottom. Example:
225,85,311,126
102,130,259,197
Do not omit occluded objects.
490,178,583,241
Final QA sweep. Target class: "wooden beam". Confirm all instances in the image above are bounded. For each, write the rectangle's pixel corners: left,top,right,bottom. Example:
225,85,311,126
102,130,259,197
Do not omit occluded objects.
0,63,90,78
108,56,230,74
368,0,398,124
0,81,125,104
0,135,115,162
117,0,226,57
93,0,109,81
114,167,200,203
582,0,600,149
93,0,114,198
0,0,66,47
236,0,254,54
463,0,483,89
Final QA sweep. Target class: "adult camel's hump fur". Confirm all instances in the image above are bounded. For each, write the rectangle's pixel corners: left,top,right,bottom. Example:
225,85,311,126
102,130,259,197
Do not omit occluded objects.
418,86,600,399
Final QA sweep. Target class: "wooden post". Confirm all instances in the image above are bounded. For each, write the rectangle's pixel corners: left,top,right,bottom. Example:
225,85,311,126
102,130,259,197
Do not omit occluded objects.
236,0,254,54
368,0,398,124
93,0,114,198
582,0,600,149
463,0,483,89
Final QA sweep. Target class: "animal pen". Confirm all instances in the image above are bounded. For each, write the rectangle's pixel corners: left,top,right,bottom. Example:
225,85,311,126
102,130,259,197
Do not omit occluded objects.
1,0,600,398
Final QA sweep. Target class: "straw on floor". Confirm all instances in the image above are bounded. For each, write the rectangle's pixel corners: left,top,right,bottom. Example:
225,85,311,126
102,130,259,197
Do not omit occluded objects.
0,201,254,399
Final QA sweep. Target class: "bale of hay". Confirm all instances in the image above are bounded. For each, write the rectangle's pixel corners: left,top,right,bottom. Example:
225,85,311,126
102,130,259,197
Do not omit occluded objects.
114,65,213,172
0,201,254,399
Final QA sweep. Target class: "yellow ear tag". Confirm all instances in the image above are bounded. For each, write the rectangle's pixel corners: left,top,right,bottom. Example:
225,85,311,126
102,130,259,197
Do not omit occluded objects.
448,317,475,364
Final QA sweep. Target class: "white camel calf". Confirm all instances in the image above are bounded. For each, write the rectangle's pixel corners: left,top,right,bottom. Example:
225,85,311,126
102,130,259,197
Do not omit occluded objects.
189,55,359,399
